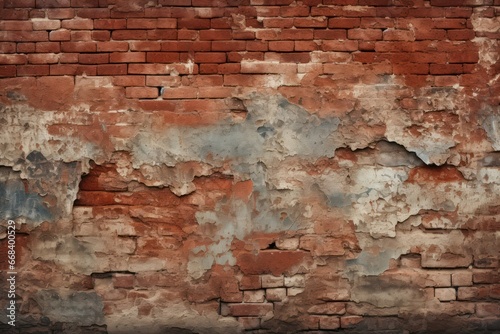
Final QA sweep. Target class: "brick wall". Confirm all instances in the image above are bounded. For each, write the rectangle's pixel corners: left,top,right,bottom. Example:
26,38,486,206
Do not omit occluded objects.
0,0,499,333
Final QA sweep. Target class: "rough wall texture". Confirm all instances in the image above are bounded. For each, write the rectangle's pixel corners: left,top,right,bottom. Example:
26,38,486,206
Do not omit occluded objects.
0,0,499,333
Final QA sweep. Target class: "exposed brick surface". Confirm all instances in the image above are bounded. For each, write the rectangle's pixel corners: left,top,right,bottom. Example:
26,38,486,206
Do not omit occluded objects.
0,1,498,333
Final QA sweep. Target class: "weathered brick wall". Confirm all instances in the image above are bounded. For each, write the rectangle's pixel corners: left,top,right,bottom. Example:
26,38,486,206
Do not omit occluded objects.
0,0,499,333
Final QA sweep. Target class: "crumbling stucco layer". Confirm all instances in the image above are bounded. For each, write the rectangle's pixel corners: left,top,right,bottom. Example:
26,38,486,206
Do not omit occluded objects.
0,1,499,333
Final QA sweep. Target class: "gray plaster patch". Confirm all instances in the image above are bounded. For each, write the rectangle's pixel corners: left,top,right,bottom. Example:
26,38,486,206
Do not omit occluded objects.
131,94,340,167
0,170,52,221
351,276,425,308
482,113,500,150
34,290,104,326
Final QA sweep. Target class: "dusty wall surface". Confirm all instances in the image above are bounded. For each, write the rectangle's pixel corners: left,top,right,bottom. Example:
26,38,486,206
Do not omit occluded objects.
0,0,499,333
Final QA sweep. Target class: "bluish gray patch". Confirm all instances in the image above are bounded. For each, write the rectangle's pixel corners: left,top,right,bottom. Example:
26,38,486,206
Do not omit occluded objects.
328,193,353,208
34,290,104,326
257,125,276,138
0,178,52,221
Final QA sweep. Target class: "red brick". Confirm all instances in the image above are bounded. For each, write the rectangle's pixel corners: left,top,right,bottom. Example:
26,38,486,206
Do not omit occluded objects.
199,29,232,41
240,275,261,290
278,52,311,63
341,316,364,329
473,271,500,284
17,43,35,53
211,41,246,51
319,316,340,330
32,20,61,30
0,65,16,77
383,29,414,41
97,64,127,75
457,286,491,300
295,41,318,51
268,41,294,52
281,29,313,40
447,29,475,40
393,63,429,75
30,9,46,19
280,5,309,17
17,64,50,76
226,303,274,317
0,54,27,65
61,18,93,29
359,0,392,4
198,86,234,98
430,64,463,75
431,0,467,5
320,40,358,52
71,0,99,7
445,7,473,18
328,18,360,29
415,29,447,40
178,18,210,29
59,53,78,63
113,274,135,289
110,52,146,63
227,51,263,62
218,63,240,74
476,303,500,318
263,18,294,28
246,41,268,52
177,30,198,40
129,63,170,74
233,31,255,40
348,29,383,40
314,29,347,40
448,51,479,63
0,21,33,30
61,41,96,52
199,64,218,74
28,53,59,64
95,42,126,52
162,87,197,99
146,52,180,63
113,75,146,87
112,30,147,40
47,8,75,19
127,18,157,29
157,18,177,29
129,41,160,51
5,0,36,7
210,18,232,30
0,9,30,20
161,41,211,52
91,30,111,41
434,75,460,87
433,18,467,29
361,17,395,29
294,17,327,28
126,87,158,99
79,53,109,64
236,250,308,275
160,0,191,5
0,42,16,53
369,6,405,17
194,52,226,63
94,19,126,29
36,0,71,8
75,8,110,18
49,29,71,41
0,31,48,42
147,29,177,40
49,64,96,75
71,31,92,41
